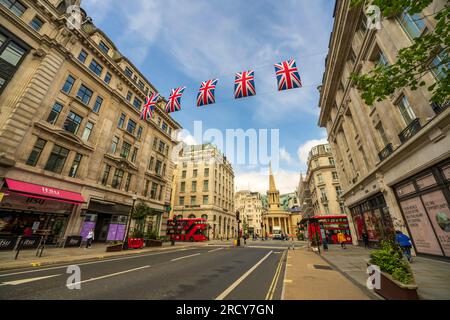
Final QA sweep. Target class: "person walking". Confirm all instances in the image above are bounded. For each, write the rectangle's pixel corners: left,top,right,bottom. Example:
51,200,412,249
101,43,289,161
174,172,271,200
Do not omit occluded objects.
362,232,370,249
86,229,94,249
322,235,329,251
337,231,347,249
395,230,413,262
23,225,33,237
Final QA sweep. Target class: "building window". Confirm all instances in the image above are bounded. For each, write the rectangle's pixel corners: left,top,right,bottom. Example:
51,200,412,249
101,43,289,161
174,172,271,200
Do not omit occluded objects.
192,181,197,192
111,136,119,154
398,10,426,39
430,51,449,81
180,181,186,192
152,137,158,150
77,49,88,63
150,182,158,199
193,169,198,178
179,196,185,205
162,163,166,176
88,59,103,77
191,196,197,205
396,95,416,125
143,179,150,196
104,72,112,84
93,96,103,113
155,160,162,175
101,164,111,185
336,186,343,198
158,140,165,153
376,50,389,67
181,170,186,179
203,180,209,192
111,169,124,189
98,41,110,54
138,80,145,90
1,0,26,17
133,97,142,110
137,126,143,139
131,147,138,163
63,111,83,134
29,15,44,31
376,122,390,146
118,113,126,128
0,41,25,67
323,204,330,215
62,75,75,94
148,156,154,171
203,195,209,205
339,202,346,214
124,66,133,78
81,121,94,142
204,168,209,177
328,157,335,165
126,91,132,102
120,141,131,159
332,171,339,181
68,153,82,178
124,174,132,192
26,138,46,166
162,122,168,132
46,102,63,125
126,119,137,135
76,84,93,105
44,144,69,174
317,174,323,184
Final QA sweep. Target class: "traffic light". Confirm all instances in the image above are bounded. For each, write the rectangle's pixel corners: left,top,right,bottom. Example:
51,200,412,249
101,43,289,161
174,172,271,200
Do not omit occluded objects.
235,211,240,220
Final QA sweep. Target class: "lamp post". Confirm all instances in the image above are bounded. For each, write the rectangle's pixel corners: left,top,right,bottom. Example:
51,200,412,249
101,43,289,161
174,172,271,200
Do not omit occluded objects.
236,210,241,246
123,194,138,250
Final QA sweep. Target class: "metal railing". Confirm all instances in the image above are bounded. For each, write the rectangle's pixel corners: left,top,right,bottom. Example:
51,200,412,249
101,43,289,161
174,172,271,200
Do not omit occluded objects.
378,143,394,162
398,118,422,143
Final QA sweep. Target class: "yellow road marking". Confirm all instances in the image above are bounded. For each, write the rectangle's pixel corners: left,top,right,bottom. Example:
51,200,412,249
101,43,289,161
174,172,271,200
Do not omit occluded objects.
265,250,286,300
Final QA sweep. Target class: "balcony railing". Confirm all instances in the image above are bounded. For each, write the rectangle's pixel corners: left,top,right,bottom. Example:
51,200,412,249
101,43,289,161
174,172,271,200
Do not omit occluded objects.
431,100,449,115
398,118,422,144
378,143,394,162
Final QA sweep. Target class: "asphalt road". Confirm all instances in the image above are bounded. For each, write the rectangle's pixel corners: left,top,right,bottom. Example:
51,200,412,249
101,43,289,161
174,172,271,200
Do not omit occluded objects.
0,245,288,300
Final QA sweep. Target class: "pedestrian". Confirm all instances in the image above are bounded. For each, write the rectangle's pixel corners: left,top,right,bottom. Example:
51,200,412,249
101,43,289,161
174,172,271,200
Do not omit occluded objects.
337,231,346,249
243,234,247,245
322,235,329,251
86,228,94,249
395,230,413,262
362,232,370,249
23,225,33,237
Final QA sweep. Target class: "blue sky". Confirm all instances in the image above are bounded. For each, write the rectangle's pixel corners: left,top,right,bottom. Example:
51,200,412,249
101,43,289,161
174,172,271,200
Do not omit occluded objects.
83,0,335,193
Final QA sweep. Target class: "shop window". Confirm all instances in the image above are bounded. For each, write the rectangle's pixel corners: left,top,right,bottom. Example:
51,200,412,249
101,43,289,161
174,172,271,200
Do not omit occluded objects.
63,111,83,134
26,138,46,166
44,144,69,174
68,153,82,178
46,102,63,125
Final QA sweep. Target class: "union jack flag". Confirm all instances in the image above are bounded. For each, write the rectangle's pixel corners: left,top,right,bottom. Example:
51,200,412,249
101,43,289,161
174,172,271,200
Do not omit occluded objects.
234,70,256,99
274,59,302,91
165,86,186,113
197,79,219,107
140,92,159,121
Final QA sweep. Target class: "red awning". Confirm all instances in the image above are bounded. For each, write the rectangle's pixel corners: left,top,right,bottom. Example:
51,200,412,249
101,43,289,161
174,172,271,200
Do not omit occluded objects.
4,178,85,205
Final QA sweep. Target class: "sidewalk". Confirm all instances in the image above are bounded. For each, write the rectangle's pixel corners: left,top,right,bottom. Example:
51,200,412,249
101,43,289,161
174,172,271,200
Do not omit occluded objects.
282,247,374,300
0,242,203,271
318,245,450,300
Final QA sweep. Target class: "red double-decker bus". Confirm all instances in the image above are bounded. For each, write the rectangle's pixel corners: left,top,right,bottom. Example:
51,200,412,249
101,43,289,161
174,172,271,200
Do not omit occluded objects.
166,218,208,242
307,215,352,244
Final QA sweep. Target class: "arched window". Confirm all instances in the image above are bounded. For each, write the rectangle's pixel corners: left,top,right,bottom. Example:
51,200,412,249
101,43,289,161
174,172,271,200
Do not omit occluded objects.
201,214,208,221
188,214,196,219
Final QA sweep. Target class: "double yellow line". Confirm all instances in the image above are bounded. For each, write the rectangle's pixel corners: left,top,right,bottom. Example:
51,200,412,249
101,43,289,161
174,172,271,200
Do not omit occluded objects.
265,250,286,300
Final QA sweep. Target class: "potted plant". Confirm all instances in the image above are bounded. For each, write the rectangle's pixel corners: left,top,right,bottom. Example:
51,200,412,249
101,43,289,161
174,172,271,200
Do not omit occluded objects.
368,240,418,300
106,241,123,252
145,228,163,247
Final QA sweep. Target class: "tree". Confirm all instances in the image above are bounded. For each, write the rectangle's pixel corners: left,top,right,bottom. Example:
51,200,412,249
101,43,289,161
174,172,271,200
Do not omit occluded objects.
132,202,154,237
350,0,449,105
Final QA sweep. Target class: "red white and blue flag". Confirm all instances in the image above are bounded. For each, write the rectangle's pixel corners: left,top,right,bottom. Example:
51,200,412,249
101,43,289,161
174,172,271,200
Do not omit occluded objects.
165,86,186,113
234,70,256,99
140,92,159,121
197,79,219,107
274,59,302,91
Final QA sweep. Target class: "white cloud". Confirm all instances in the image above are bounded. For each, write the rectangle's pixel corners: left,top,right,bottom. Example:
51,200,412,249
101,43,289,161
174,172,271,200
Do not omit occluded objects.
235,169,300,194
296,136,328,168
279,147,294,165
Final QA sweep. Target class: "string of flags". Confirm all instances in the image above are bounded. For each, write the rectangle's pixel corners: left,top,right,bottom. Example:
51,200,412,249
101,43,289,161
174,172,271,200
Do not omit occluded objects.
140,58,302,120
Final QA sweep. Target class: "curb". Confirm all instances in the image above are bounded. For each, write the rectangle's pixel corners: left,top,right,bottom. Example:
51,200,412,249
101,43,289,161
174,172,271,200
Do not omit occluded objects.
0,244,204,272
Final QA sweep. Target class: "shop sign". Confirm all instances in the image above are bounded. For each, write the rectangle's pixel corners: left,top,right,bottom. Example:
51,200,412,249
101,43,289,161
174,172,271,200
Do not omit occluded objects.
400,197,443,256
442,165,450,180
65,236,82,247
416,174,437,190
19,236,41,249
0,236,18,250
421,191,450,256
396,182,416,198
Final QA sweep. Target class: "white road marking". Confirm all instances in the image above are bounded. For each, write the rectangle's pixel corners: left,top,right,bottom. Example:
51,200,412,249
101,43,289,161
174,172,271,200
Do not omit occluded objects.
215,251,273,300
207,248,224,253
170,253,201,261
0,274,62,286
68,265,150,287
0,247,199,278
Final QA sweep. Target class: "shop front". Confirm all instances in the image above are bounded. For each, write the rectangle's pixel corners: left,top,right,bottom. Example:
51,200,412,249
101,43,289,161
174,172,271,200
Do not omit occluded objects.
349,193,394,247
394,159,450,258
81,199,131,243
0,178,84,246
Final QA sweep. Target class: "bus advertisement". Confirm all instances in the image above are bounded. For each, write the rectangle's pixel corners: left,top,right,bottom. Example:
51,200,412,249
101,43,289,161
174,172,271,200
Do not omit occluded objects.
166,218,208,242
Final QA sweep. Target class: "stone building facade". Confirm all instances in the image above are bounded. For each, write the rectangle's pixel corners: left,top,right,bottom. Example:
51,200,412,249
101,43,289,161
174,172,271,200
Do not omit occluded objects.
318,0,450,257
171,144,236,240
0,0,181,243
234,190,263,236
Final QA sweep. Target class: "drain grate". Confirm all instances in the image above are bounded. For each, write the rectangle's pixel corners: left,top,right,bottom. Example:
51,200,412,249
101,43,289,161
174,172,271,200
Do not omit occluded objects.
313,264,333,270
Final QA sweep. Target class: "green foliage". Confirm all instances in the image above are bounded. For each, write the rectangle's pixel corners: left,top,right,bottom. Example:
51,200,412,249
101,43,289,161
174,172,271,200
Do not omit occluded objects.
131,229,144,239
132,202,155,235
370,240,414,285
350,0,449,105
145,228,158,240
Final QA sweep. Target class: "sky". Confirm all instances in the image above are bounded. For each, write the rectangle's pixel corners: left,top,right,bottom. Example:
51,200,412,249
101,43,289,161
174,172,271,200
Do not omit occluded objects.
82,0,334,194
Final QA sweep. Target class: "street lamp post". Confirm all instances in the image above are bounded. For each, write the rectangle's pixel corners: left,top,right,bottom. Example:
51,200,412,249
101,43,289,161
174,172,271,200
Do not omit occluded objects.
236,210,241,246
123,194,138,250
